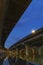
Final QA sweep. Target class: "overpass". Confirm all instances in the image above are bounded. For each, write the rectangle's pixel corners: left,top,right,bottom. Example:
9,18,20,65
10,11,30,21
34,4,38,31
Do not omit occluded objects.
9,27,43,65
0,0,32,48
0,0,32,65
0,27,43,65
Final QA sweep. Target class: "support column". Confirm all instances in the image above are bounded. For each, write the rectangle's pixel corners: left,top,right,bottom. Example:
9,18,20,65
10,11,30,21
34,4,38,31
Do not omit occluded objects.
0,0,9,47
38,47,41,56
32,48,35,61
38,47,42,64
16,48,19,62
25,45,29,65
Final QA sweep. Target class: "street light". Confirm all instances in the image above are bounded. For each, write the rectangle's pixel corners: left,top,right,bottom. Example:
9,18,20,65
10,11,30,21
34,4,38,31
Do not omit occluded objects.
32,30,35,33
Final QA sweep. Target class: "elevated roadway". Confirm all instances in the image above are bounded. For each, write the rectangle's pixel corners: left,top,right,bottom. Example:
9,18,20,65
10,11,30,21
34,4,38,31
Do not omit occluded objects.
0,0,32,48
0,0,32,65
9,27,43,65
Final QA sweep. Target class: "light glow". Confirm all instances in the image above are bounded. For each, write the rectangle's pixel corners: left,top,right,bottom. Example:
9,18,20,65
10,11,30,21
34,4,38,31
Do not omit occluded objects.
32,30,35,33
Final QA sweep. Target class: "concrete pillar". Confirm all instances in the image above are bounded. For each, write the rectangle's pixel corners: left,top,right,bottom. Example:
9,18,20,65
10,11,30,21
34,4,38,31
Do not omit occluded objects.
25,45,29,65
32,48,35,61
38,47,42,64
0,21,4,47
19,49,23,60
0,0,9,47
16,48,19,62
38,47,41,56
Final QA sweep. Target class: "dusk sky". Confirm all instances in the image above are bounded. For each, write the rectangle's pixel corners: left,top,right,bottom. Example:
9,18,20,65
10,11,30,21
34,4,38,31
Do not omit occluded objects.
3,0,43,65
5,0,43,48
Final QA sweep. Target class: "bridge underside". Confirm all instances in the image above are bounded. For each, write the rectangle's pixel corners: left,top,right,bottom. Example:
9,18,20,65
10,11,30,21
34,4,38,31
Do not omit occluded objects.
0,28,43,65
0,0,32,47
8,28,43,65
0,0,32,65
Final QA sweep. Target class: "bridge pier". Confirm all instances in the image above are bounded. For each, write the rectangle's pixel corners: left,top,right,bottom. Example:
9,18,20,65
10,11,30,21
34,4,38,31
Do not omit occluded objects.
38,47,41,56
32,47,35,61
16,48,19,62
25,45,29,65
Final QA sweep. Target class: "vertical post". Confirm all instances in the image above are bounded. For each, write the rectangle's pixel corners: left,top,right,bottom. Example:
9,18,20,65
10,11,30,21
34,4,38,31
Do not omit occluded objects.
0,0,9,47
38,47,41,56
38,47,42,64
16,48,19,62
25,45,29,65
32,48,35,61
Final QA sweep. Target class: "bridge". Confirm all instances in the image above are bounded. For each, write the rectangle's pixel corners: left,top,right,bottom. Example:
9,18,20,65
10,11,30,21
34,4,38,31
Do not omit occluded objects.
0,0,32,48
8,27,43,65
0,0,43,65
0,27,43,65
0,0,32,65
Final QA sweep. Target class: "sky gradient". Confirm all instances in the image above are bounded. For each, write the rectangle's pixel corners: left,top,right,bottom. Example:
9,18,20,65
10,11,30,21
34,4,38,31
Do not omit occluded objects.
5,0,43,48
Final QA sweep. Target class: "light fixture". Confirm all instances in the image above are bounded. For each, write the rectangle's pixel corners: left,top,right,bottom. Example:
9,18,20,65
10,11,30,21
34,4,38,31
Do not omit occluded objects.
32,30,35,33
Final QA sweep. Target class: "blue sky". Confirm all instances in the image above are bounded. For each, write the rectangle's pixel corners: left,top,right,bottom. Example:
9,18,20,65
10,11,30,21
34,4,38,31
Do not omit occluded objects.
5,0,43,48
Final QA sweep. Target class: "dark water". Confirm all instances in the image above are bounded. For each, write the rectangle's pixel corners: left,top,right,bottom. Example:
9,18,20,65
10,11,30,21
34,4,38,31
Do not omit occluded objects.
2,58,39,65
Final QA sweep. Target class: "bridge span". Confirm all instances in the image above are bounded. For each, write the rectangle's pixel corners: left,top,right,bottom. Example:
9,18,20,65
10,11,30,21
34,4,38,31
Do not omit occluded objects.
0,27,43,65
8,27,43,65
